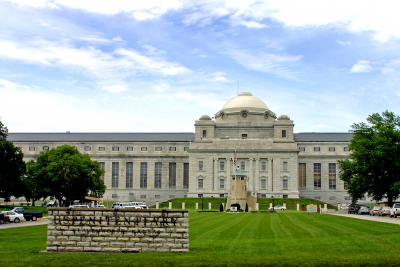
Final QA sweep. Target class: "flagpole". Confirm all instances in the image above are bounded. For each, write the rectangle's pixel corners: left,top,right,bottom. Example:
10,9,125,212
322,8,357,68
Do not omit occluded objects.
234,147,237,205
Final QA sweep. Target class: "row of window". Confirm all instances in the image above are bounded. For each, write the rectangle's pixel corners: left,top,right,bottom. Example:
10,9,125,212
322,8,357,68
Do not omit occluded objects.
202,130,287,139
298,163,344,190
199,160,289,172
196,176,289,190
103,162,189,189
299,147,349,152
111,194,176,200
26,146,189,152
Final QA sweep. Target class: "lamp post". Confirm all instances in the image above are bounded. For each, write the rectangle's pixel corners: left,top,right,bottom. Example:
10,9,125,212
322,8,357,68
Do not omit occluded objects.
202,195,204,211
272,196,275,211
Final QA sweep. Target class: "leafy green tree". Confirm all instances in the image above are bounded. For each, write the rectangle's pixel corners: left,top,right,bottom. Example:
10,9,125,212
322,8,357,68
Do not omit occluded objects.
22,160,49,206
31,144,106,206
0,121,26,201
338,111,400,206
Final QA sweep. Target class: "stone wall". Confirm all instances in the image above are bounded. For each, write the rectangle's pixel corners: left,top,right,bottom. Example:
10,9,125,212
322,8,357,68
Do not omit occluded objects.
46,208,189,253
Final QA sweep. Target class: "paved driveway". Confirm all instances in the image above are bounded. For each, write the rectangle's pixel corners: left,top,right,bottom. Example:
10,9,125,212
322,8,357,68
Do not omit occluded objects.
329,213,400,225
0,219,49,229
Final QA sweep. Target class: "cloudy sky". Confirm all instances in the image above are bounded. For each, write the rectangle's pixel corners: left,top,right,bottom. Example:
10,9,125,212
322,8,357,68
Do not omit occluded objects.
1,0,400,133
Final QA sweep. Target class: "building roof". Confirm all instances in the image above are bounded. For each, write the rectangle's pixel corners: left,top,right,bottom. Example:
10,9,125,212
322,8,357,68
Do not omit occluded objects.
294,132,353,142
7,132,196,143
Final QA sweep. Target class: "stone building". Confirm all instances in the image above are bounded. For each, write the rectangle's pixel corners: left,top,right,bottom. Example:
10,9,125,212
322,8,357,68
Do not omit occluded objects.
8,92,353,206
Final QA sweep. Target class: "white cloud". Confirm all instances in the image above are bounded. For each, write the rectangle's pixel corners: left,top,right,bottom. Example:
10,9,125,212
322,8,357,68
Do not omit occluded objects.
350,60,372,73
226,48,302,78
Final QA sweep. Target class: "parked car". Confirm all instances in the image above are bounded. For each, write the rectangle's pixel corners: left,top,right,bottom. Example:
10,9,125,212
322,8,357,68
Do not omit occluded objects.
10,207,43,221
111,203,136,209
348,204,360,214
358,206,370,215
94,205,105,208
0,211,24,223
0,212,5,224
47,201,58,207
378,206,391,217
129,202,148,209
268,205,287,210
369,206,380,216
389,203,400,218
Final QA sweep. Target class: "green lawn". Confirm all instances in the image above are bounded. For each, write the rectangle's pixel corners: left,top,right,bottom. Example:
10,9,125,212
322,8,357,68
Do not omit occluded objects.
2,211,400,266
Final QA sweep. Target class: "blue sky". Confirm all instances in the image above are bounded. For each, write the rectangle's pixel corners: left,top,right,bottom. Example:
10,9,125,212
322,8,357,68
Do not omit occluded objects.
1,0,400,133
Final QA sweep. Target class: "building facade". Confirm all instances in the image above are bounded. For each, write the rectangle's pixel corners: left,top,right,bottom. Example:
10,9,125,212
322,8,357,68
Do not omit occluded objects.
8,93,353,206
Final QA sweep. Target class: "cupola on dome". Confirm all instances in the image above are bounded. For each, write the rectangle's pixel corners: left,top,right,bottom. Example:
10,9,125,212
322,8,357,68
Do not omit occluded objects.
199,115,212,120
278,114,290,120
222,92,268,112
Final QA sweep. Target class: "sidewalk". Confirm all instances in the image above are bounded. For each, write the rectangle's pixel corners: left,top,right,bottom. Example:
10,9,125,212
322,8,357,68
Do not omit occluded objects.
329,213,400,225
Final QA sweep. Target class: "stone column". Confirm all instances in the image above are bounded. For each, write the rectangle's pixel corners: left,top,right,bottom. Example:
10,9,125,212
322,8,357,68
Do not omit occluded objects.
269,202,273,209
256,202,259,210
169,202,172,209
195,202,198,209
227,158,231,191
268,159,273,192
255,158,260,191
249,158,254,192
182,202,185,209
214,158,218,193
297,202,299,211
156,201,159,209
208,202,212,209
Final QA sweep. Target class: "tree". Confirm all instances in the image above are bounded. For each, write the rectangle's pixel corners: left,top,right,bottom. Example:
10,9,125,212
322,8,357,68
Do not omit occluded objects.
0,121,26,201
22,160,49,206
338,111,400,206
30,144,106,206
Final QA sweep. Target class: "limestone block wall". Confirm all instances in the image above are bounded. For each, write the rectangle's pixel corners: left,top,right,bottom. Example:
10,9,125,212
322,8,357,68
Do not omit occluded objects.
46,208,189,253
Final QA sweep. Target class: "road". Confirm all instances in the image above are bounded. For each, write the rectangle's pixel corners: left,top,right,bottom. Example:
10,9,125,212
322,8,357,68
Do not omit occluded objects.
0,218,49,229
329,213,400,225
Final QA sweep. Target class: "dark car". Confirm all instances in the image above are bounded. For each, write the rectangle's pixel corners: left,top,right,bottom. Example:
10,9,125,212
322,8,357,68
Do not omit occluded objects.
348,204,360,214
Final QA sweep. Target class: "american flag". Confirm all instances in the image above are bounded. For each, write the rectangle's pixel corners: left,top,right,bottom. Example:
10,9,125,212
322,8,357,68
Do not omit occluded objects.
233,148,237,166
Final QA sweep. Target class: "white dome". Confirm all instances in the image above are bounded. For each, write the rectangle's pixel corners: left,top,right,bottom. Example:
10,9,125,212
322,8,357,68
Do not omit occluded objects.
222,92,268,111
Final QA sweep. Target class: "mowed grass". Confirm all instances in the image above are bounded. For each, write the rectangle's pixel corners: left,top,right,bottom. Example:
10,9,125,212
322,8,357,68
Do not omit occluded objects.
2,211,400,266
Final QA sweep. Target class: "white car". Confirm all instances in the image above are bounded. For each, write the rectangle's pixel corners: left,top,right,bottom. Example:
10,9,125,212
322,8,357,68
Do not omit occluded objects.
112,203,136,209
129,202,148,209
389,203,400,218
0,211,25,223
68,205,89,208
268,205,287,210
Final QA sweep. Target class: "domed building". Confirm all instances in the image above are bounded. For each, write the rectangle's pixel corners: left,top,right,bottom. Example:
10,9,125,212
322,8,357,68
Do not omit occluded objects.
8,93,353,207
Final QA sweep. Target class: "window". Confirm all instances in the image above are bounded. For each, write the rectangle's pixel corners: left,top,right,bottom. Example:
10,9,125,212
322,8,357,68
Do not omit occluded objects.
169,163,176,189
155,147,162,151
283,178,288,190
140,195,146,199
314,196,321,200
99,162,105,180
264,114,269,119
183,163,189,189
203,130,207,138
141,147,147,151
344,147,349,151
112,194,118,199
220,161,225,171
155,195,161,199
198,194,203,198
329,147,335,152
169,195,175,199
298,163,306,190
314,163,321,190
220,194,225,197
261,179,266,189
283,161,288,172
127,147,133,151
112,162,119,188
43,146,49,151
242,134,247,139
184,147,189,151
122,162,132,188
198,179,204,189
261,161,267,171
314,147,320,152
282,130,287,138
169,147,176,151
140,162,147,188
241,161,245,170
220,179,225,189
344,181,348,190
112,146,119,151
329,163,336,190
84,146,91,151
330,196,336,200
299,147,305,151
98,147,105,151
283,195,288,199
199,161,204,171
242,112,248,118
29,146,35,151
345,196,351,200
155,162,162,189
